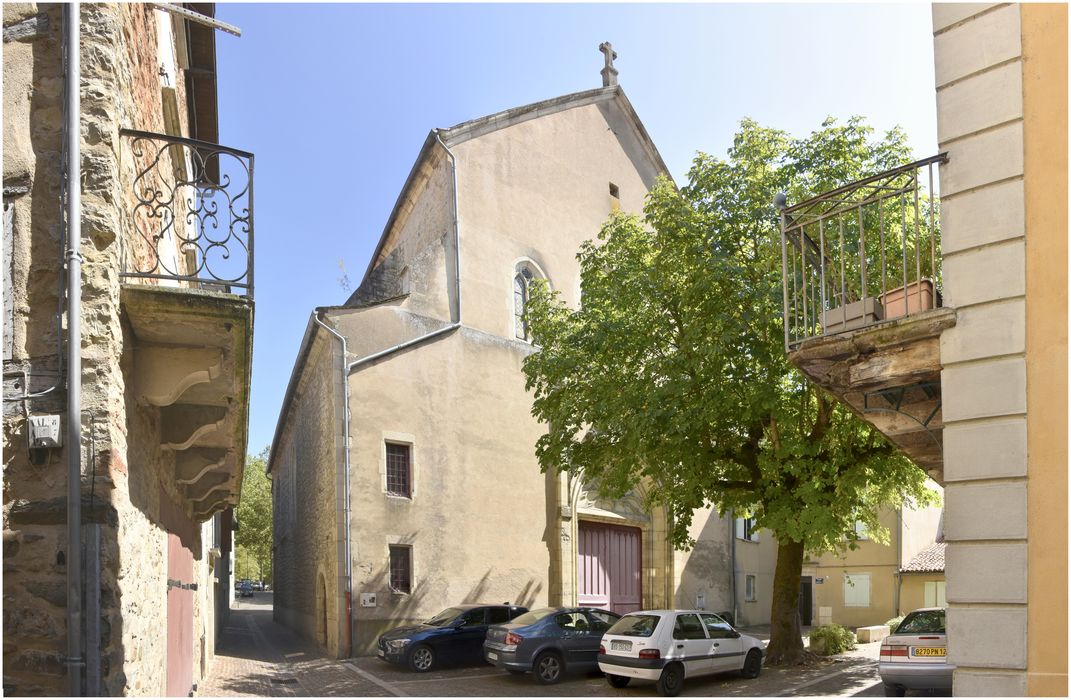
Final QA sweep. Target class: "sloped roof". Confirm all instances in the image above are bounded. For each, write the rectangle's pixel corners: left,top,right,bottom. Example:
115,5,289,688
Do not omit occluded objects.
901,542,946,573
354,84,670,293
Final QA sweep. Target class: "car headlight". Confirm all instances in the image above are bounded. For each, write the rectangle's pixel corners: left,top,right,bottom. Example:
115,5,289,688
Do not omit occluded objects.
387,639,411,652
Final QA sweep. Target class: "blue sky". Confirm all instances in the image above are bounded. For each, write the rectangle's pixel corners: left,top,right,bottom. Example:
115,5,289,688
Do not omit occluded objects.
214,3,939,455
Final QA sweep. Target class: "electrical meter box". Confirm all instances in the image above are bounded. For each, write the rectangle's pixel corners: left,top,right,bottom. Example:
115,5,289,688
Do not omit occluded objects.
28,414,62,449
360,593,377,608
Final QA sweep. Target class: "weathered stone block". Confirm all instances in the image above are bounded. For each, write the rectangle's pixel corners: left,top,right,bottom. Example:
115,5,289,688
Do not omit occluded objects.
940,179,1024,255
942,356,1026,422
10,649,65,677
939,122,1024,197
947,606,1026,669
946,543,1026,603
944,481,1027,540
934,4,1021,88
939,299,1024,364
943,416,1026,481
937,60,1023,143
942,241,1025,310
932,4,998,32
953,670,1027,696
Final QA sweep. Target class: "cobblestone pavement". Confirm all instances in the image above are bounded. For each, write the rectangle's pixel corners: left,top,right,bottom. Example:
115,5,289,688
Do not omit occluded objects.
200,602,946,697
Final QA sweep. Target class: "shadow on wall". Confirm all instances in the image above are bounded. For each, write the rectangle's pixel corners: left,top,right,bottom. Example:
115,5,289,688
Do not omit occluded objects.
461,570,543,608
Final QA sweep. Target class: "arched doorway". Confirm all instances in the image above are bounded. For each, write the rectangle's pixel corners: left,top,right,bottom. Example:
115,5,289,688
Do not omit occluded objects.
316,573,327,647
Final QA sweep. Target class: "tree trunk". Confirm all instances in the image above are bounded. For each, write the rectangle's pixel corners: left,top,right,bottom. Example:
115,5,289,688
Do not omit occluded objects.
765,538,811,666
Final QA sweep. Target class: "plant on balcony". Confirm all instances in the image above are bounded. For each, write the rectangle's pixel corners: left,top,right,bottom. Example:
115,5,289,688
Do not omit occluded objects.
522,117,938,667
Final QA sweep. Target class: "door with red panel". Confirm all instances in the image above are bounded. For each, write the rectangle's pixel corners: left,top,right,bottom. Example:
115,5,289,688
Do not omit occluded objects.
162,493,195,697
577,521,642,615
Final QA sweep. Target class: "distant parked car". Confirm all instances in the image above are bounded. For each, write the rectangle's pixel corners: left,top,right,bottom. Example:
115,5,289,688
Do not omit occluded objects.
237,581,254,598
377,603,528,672
879,608,953,696
251,581,264,591
598,610,765,696
484,606,621,684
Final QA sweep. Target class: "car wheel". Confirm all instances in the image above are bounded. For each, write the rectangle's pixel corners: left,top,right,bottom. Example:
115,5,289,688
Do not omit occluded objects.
656,662,684,697
741,648,763,679
408,644,435,672
883,683,906,697
606,674,631,688
534,651,564,684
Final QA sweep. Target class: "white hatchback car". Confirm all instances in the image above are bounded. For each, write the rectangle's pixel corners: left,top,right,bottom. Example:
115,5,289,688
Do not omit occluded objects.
598,610,765,696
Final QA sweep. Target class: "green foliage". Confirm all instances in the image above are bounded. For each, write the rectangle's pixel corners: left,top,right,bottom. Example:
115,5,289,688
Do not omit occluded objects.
235,447,272,583
522,116,938,557
235,544,260,581
809,624,857,656
885,616,904,631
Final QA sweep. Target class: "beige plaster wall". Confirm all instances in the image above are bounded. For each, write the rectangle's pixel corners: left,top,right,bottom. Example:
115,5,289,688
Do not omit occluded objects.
900,574,946,615
673,506,734,616
452,97,663,339
732,526,777,626
344,326,553,653
1020,3,1068,696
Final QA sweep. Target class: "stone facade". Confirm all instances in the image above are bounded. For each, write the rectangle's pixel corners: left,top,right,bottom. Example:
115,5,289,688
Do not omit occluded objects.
270,84,742,657
932,3,1066,695
3,4,249,695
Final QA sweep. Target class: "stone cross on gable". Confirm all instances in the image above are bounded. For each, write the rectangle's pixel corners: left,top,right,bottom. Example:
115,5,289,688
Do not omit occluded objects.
599,41,619,87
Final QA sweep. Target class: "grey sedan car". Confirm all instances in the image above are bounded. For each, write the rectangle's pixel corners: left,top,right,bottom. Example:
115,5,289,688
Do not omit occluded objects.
484,607,621,684
879,608,953,696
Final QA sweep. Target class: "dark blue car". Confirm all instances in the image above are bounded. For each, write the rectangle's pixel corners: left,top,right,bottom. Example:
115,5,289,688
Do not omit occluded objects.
376,603,528,672
483,607,621,684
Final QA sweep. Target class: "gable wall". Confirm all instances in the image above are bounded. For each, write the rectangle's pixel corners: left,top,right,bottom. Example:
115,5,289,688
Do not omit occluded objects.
452,98,662,339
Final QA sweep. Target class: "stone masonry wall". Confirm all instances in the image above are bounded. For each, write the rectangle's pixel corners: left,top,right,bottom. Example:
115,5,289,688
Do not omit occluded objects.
272,329,343,656
3,4,216,695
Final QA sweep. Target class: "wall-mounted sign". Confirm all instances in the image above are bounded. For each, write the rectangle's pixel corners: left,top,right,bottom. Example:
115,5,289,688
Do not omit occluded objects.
815,577,825,584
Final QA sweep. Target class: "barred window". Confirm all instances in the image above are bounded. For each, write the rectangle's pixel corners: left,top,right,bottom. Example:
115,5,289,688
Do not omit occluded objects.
389,545,412,594
385,442,411,497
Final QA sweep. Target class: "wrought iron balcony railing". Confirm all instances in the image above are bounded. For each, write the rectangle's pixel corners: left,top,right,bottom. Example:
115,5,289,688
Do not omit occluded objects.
779,153,948,350
120,129,255,298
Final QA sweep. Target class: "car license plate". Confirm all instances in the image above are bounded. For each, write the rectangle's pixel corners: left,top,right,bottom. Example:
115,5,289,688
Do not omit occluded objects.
487,652,498,661
611,640,632,652
912,647,945,657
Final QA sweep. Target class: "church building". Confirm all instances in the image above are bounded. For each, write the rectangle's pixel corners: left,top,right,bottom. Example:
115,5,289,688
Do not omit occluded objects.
269,48,739,656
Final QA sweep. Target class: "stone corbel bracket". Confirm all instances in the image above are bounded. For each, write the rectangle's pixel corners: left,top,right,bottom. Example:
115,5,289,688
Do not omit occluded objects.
160,404,229,451
175,447,231,485
135,345,222,406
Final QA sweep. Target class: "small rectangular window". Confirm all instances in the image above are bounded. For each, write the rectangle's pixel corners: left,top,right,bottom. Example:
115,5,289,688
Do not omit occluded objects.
389,545,411,593
736,517,758,542
385,443,411,497
745,574,757,602
609,182,620,198
924,580,946,608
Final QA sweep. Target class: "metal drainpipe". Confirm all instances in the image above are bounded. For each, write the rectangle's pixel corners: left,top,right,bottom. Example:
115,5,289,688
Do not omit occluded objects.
64,3,84,695
895,507,903,616
311,312,353,658
345,130,463,375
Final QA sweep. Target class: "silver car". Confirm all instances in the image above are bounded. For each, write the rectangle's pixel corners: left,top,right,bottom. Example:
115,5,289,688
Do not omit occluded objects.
879,608,954,696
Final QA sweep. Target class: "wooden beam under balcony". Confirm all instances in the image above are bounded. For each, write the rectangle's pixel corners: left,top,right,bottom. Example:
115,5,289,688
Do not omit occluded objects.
788,307,956,484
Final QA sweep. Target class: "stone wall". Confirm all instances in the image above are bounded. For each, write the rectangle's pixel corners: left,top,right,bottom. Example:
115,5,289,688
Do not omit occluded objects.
3,4,224,695
272,329,344,656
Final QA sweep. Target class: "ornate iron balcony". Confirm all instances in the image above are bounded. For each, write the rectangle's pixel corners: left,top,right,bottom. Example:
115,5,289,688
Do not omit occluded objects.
779,153,948,350
120,129,254,298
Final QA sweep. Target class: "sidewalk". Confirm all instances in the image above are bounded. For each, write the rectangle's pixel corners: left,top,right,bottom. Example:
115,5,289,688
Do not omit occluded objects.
197,594,387,697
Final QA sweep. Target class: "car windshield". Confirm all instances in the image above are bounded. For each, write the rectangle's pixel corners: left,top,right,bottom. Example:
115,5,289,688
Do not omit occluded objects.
509,608,557,626
425,607,466,627
607,614,661,638
896,609,946,634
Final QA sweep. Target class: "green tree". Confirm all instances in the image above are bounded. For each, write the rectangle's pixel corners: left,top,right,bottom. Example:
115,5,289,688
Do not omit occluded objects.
235,447,272,583
522,117,938,666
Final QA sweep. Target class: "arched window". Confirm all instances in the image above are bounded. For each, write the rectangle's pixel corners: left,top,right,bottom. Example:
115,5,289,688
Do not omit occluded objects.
514,265,534,340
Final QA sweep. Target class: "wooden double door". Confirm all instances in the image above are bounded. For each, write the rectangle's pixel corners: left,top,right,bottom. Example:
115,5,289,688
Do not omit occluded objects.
577,521,642,615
